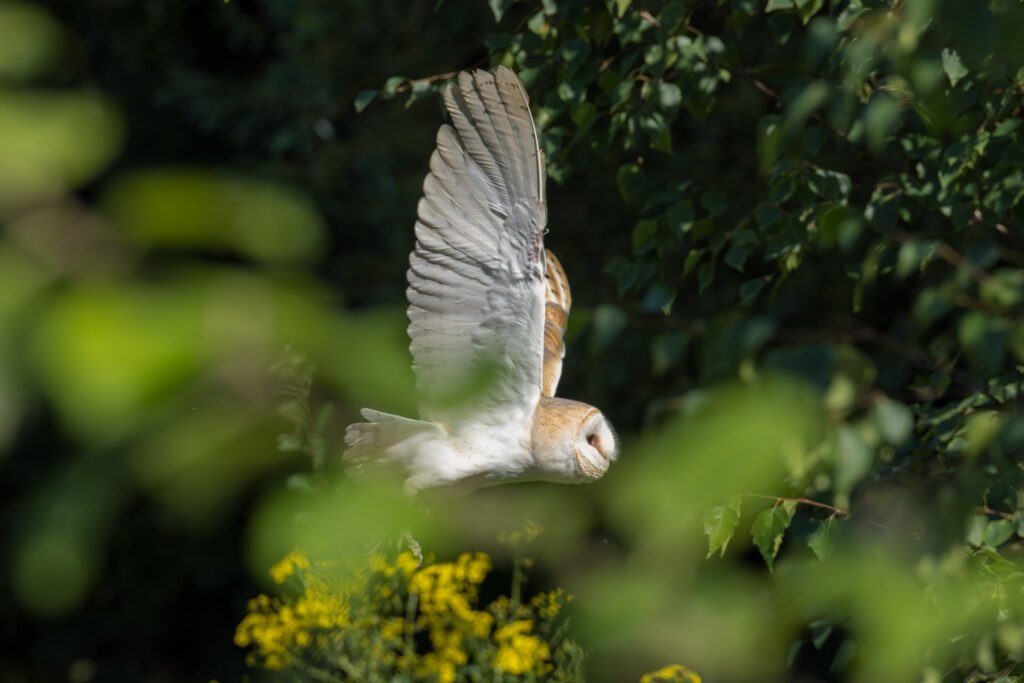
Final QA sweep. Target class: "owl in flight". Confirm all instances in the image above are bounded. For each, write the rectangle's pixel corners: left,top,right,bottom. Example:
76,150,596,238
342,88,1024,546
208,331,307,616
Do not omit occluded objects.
344,66,617,494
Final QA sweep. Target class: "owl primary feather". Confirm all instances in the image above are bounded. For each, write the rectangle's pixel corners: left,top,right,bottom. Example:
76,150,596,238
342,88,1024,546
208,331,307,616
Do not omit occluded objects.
343,67,618,494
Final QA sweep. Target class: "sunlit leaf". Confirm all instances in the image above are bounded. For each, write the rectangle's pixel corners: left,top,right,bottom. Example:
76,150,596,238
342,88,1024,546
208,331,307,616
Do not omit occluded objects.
0,90,123,207
941,48,968,87
871,396,913,445
751,500,796,571
807,517,836,560
705,496,743,558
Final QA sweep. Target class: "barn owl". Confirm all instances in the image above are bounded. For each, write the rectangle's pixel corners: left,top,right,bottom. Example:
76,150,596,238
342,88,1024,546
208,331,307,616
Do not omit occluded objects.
344,66,617,494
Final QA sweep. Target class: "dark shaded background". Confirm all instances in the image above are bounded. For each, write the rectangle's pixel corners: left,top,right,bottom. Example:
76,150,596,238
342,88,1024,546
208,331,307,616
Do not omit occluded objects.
4,0,1024,681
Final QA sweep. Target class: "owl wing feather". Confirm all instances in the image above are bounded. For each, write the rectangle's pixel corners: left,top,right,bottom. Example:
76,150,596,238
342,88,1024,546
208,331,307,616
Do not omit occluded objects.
406,67,548,425
541,249,572,397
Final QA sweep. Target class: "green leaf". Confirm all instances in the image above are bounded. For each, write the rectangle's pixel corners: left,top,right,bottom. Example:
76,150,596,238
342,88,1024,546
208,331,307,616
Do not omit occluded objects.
383,76,405,96
658,81,682,109
276,433,302,452
808,518,837,561
683,248,704,277
739,278,765,306
959,312,1009,377
642,283,676,315
994,118,1022,138
751,500,796,571
864,94,900,152
631,219,659,253
871,396,913,445
896,238,937,279
488,0,515,21
560,37,591,74
941,48,968,87
353,89,377,113
835,425,872,497
698,261,715,293
652,332,688,377
614,0,632,18
765,0,794,11
616,163,646,204
984,519,1014,548
963,411,1003,459
795,0,824,24
0,2,65,82
704,496,743,558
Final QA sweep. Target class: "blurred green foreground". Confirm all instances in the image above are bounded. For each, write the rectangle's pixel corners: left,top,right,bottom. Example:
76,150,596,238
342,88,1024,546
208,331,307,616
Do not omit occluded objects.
3,1,1024,682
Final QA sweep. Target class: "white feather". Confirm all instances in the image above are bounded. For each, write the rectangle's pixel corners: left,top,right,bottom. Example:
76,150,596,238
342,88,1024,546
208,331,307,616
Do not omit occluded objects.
343,67,616,494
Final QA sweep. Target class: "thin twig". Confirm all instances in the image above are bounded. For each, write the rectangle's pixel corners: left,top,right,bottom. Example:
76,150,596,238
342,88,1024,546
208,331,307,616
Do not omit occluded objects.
743,493,849,518
639,9,661,27
394,70,460,94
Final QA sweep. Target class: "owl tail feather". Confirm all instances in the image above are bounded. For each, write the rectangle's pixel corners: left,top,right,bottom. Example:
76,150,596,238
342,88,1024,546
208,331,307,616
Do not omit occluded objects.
343,408,440,492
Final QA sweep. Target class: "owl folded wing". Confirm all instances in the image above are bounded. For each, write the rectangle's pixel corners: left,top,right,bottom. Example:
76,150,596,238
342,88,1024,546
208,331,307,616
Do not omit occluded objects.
541,249,572,398
406,67,549,426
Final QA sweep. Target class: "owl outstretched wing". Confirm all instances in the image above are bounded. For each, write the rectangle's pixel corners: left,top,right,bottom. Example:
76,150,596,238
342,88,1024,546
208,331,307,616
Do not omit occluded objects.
541,249,571,398
406,67,548,425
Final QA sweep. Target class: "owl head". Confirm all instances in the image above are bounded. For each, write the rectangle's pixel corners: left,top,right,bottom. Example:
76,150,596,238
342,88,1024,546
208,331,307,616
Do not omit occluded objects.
532,397,618,482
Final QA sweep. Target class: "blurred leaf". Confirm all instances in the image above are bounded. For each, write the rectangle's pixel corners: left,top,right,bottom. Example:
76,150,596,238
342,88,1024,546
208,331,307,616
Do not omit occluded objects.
383,75,404,96
31,283,202,441
836,425,872,498
796,0,824,24
354,89,377,112
632,219,659,253
617,163,646,204
652,332,688,377
658,81,682,109
589,305,629,353
489,0,515,21
808,517,836,560
0,1,64,82
963,411,1002,459
104,168,326,264
130,405,286,525
739,279,765,306
872,396,913,445
0,90,123,208
864,94,900,152
896,238,937,278
959,311,1009,377
11,458,125,617
941,48,969,86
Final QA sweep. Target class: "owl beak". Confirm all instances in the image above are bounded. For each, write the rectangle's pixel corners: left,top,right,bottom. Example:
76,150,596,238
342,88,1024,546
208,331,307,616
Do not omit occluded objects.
586,433,609,461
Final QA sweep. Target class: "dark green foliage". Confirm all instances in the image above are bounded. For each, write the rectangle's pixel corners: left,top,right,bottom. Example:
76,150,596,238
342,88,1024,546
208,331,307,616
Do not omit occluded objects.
4,0,1024,681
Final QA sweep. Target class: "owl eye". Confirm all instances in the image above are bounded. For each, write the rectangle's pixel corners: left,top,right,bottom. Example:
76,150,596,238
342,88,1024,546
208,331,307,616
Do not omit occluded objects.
587,433,599,449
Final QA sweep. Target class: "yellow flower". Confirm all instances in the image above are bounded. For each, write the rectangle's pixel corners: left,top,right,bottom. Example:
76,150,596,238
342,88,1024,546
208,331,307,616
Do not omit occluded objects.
409,553,490,620
380,617,405,641
460,552,490,584
395,551,420,576
234,552,349,670
640,664,703,683
493,620,550,675
268,550,310,584
498,521,544,546
530,588,568,619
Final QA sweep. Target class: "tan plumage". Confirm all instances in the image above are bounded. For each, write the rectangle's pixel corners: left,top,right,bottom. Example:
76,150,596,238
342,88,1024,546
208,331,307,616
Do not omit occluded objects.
542,249,571,398
343,67,618,494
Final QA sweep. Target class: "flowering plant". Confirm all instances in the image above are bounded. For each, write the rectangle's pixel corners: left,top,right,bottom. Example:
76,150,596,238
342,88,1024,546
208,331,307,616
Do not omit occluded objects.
236,545,585,681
